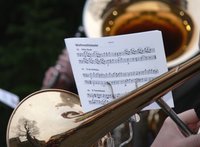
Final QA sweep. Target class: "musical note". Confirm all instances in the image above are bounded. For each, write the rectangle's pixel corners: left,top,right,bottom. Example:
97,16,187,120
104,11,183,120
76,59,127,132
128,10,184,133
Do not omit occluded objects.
82,69,159,79
84,77,155,86
78,55,157,65
65,31,173,112
76,47,155,58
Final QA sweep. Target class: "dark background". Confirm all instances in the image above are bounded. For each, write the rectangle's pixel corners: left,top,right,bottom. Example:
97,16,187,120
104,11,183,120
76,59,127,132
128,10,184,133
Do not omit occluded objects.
0,0,86,146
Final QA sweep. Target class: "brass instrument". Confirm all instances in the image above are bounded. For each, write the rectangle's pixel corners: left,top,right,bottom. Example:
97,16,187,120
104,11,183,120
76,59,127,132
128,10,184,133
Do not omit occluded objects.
7,53,200,146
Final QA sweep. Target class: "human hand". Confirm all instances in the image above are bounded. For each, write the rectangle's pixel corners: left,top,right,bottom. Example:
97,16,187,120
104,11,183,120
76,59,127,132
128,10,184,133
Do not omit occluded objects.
42,49,77,93
151,109,200,147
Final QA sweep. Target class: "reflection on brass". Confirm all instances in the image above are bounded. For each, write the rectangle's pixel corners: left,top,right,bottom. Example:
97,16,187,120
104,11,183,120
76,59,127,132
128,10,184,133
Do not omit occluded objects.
7,53,200,146
102,0,196,62
7,89,82,147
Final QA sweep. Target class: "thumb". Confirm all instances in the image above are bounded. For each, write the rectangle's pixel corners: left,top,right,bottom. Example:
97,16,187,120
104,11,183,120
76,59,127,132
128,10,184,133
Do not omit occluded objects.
178,109,199,124
182,134,200,147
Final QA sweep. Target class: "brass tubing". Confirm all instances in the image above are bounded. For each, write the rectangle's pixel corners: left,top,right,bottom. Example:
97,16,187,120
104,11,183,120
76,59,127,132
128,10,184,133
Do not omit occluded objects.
156,98,193,137
53,54,200,146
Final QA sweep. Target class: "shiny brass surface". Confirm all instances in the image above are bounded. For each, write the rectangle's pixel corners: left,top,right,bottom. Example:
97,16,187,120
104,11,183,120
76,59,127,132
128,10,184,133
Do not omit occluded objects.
101,0,198,68
6,54,200,147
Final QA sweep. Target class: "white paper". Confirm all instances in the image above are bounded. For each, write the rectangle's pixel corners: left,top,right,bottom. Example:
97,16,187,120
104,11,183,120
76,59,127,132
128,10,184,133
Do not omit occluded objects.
0,88,19,108
65,31,174,112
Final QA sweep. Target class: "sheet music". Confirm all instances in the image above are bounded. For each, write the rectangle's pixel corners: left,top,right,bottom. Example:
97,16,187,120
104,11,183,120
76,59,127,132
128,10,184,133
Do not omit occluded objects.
65,31,174,112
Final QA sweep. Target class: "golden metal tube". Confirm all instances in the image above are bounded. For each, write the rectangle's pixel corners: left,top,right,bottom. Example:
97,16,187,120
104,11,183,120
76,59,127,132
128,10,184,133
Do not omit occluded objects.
47,54,200,146
7,54,200,147
156,98,193,137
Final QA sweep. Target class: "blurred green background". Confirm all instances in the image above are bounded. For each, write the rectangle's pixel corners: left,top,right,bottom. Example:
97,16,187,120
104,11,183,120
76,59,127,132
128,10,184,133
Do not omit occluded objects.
0,0,85,146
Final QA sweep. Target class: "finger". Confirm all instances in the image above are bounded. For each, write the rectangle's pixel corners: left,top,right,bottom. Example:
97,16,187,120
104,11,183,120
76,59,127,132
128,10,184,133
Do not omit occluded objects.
182,134,200,147
178,109,199,124
58,54,68,62
194,106,200,119
62,49,67,55
44,67,56,77
56,61,67,68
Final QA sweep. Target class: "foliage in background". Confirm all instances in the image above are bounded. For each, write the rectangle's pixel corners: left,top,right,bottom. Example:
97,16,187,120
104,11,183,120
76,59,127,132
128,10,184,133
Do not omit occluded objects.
0,0,85,98
0,0,85,146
